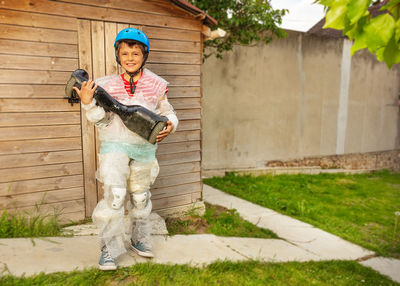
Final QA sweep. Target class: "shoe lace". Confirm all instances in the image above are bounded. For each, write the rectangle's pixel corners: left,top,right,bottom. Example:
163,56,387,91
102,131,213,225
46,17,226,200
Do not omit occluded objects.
131,239,143,249
102,247,113,261
137,241,150,251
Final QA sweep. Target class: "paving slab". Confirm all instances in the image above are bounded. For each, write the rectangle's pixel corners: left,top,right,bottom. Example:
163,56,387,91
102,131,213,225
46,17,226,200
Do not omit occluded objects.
0,234,322,277
360,257,400,283
217,237,320,262
119,234,246,267
0,236,100,276
203,185,374,260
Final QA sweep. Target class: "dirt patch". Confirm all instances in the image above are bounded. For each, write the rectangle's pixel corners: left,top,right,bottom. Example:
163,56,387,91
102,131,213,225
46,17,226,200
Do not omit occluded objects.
388,183,400,189
211,204,230,213
166,216,209,234
363,222,385,232
165,204,231,235
336,178,356,185
109,276,139,285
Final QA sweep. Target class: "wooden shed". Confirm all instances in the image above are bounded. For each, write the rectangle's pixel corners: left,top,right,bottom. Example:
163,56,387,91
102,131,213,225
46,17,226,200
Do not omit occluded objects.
0,0,216,222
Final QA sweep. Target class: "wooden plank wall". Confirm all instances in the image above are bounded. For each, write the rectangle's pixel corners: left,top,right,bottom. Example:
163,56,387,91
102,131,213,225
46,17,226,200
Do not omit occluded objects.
0,0,203,218
0,8,84,222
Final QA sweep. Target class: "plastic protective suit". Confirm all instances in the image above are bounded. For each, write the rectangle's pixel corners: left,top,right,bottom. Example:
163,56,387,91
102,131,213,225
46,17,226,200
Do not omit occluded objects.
82,68,178,259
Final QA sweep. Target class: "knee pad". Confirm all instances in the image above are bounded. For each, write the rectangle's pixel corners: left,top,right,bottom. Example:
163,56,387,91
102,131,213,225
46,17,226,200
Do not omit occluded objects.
129,190,151,210
128,198,152,220
111,187,126,210
128,159,160,193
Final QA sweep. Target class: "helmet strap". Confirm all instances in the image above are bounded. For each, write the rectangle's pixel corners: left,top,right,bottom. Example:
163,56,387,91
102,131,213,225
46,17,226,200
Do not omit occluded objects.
126,69,140,94
124,52,148,95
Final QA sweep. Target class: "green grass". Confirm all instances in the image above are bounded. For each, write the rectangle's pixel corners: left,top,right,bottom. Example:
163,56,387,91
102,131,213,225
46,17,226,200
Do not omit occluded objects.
166,202,277,238
0,260,396,286
0,208,64,238
204,170,400,258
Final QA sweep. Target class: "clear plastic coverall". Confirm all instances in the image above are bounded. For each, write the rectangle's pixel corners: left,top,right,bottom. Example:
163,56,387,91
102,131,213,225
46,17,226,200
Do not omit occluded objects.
82,69,178,259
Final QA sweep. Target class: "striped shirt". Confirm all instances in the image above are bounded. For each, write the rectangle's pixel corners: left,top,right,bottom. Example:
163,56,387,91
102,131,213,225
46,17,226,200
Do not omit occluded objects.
121,73,168,97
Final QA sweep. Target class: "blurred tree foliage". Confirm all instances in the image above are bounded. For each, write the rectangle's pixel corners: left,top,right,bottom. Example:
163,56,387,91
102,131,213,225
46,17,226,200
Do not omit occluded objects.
189,0,288,59
316,0,400,68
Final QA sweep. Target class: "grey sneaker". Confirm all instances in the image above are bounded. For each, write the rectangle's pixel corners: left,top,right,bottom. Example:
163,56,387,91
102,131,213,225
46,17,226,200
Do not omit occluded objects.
98,246,117,270
131,240,154,258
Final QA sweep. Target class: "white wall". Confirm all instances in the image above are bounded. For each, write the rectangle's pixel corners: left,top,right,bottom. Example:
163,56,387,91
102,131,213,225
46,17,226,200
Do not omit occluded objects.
202,31,400,171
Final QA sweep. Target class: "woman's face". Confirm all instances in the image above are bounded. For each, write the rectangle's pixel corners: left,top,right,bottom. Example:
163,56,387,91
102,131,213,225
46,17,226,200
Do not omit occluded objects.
118,42,144,74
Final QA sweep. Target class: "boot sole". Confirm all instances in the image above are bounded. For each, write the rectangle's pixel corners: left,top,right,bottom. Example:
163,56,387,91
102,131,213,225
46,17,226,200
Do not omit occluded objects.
131,245,154,258
98,264,117,270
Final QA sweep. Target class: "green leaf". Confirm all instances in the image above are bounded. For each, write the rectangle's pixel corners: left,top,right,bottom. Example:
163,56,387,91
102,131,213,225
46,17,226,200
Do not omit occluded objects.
379,0,400,19
347,0,370,25
343,22,356,38
351,31,367,55
345,13,369,40
376,47,385,61
318,0,335,7
394,6,400,21
323,0,348,30
364,14,396,52
383,35,400,68
396,18,400,48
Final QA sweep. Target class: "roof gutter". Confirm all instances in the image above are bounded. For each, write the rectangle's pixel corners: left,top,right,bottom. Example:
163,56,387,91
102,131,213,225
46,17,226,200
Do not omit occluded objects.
169,0,218,27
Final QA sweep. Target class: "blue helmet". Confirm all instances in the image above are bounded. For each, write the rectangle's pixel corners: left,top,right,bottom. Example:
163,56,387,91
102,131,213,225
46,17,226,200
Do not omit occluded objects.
114,28,150,64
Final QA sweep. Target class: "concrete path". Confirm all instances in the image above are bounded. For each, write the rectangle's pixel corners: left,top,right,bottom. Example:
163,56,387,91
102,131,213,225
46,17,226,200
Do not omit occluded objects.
0,235,319,277
203,185,400,283
0,185,398,284
360,257,400,283
203,185,374,261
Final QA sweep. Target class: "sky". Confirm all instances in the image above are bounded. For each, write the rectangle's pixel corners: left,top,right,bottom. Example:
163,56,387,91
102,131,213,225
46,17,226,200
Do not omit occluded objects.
269,0,326,32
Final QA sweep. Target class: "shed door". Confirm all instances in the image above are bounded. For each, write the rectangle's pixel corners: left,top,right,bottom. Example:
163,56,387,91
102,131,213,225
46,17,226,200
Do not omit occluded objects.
78,20,203,218
77,20,128,217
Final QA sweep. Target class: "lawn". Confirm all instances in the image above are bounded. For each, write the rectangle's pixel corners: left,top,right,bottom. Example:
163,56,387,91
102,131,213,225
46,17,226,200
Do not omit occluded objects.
0,260,397,286
166,202,278,238
203,170,400,258
0,209,63,238
1,171,399,284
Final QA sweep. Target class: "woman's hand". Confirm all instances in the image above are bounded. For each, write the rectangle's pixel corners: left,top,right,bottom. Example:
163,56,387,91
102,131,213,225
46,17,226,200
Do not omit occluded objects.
156,121,173,143
73,80,98,105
